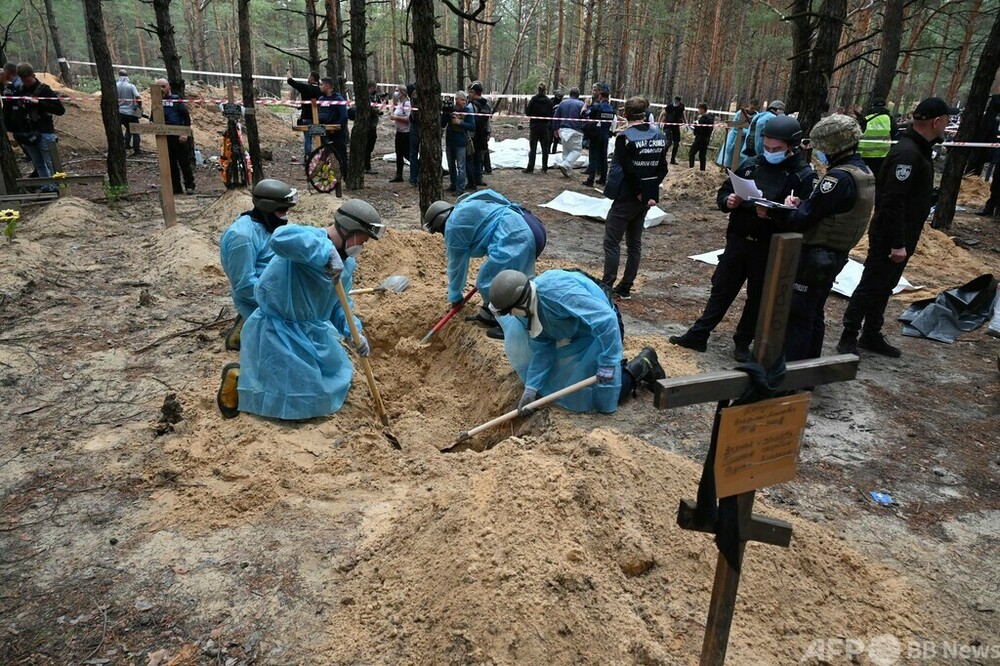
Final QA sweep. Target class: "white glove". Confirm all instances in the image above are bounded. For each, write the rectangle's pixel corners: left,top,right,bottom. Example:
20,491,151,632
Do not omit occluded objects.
325,250,344,283
354,335,370,357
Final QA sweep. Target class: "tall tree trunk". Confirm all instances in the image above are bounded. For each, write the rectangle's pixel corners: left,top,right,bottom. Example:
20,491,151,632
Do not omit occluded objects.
786,0,846,135
553,0,564,89
238,0,263,183
946,0,982,103
870,0,904,104
325,0,345,81
456,2,465,89
932,9,1000,230
42,0,74,86
212,0,226,69
929,9,953,96
390,0,400,82
153,0,185,99
81,0,97,77
578,0,593,89
304,0,321,73
81,0,127,189
495,0,542,106
410,0,443,214
591,0,603,86
664,0,684,96
482,0,493,86
136,0,149,68
193,0,208,71
346,0,371,190
0,108,22,193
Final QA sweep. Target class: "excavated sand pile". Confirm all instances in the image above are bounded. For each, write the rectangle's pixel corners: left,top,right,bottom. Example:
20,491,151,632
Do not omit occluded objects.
5,195,939,663
957,174,993,207
662,168,727,201
852,224,993,299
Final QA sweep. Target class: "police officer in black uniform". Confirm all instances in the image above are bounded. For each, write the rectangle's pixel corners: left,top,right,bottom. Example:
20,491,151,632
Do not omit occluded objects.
582,82,616,187
836,96,958,358
661,96,685,165
600,96,669,300
523,83,553,173
776,114,875,361
670,114,816,361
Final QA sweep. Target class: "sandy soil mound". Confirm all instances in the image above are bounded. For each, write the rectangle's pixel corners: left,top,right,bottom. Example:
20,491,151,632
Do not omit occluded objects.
149,223,224,284
852,225,993,298
957,175,993,207
0,238,47,298
17,196,110,239
662,167,726,200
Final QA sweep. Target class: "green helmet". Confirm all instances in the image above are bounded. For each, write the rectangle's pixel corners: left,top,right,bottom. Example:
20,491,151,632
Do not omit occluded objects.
252,179,298,214
334,199,386,240
489,270,531,315
761,114,803,146
423,200,454,234
809,114,863,154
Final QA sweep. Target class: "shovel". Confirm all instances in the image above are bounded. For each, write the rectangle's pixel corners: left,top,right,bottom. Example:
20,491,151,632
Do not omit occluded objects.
349,274,410,296
442,376,598,452
419,287,478,345
334,281,393,432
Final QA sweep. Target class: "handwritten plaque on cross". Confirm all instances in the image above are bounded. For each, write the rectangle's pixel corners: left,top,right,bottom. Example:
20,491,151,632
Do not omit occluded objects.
292,99,341,152
653,233,859,665
133,84,194,228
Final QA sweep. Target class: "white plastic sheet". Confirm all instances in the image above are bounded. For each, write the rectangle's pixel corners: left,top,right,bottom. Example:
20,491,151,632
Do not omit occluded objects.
687,251,923,297
541,190,670,229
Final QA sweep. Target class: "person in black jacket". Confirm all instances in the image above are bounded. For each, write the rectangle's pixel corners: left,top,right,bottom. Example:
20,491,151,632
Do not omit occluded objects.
523,83,552,173
155,78,195,195
8,63,64,192
670,115,816,361
688,103,714,171
660,96,685,164
600,97,668,299
287,70,321,157
836,97,957,358
467,81,491,189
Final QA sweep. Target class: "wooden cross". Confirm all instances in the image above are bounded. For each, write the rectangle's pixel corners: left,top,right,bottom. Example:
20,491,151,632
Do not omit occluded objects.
292,98,341,152
133,84,194,228
726,121,750,172
653,233,860,666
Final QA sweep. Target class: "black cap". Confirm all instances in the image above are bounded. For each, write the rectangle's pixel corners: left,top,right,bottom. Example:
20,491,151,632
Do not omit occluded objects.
912,97,959,120
470,81,484,93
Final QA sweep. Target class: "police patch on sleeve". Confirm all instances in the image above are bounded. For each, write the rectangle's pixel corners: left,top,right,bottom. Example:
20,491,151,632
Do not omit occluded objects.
818,176,839,194
895,164,912,181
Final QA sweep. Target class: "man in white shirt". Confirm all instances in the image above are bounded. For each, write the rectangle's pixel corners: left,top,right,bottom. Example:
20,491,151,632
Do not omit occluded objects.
116,69,143,156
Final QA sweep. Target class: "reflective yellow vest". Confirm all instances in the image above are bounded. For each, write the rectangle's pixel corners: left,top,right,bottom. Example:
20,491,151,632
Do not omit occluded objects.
858,113,891,158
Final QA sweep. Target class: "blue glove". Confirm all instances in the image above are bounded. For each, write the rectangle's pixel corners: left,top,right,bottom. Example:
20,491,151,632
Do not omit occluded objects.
354,335,370,357
596,366,616,384
517,387,539,416
325,251,344,283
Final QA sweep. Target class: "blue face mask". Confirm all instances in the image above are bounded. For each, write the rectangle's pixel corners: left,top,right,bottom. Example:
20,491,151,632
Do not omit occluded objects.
763,149,787,165
815,150,829,166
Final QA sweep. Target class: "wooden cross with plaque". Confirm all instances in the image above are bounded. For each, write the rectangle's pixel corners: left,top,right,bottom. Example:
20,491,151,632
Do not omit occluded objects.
654,233,860,665
133,84,194,228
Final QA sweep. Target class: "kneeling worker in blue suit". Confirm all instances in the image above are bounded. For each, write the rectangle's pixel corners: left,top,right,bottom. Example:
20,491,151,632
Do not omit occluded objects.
489,269,665,415
423,189,546,339
216,199,386,420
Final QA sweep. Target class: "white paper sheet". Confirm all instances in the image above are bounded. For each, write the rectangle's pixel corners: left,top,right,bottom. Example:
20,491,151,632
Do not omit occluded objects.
688,250,923,297
727,168,762,200
542,191,669,228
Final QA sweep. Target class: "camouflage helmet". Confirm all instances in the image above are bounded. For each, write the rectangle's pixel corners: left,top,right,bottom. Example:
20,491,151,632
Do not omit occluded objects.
809,114,863,154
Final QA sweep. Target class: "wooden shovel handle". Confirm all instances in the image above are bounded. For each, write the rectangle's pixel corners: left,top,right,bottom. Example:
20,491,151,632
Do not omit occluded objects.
458,376,599,441
335,281,389,427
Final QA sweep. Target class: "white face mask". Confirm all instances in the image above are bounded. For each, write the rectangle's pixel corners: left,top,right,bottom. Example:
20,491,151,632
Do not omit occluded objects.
510,307,529,319
345,245,364,258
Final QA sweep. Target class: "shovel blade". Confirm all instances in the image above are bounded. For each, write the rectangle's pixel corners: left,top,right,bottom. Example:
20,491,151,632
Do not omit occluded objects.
382,275,410,293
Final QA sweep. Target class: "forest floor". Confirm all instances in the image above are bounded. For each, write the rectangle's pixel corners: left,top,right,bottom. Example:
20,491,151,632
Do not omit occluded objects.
1,108,998,665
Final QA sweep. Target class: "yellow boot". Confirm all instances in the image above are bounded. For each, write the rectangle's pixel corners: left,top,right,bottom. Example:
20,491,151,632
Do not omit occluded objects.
216,363,240,418
223,314,244,351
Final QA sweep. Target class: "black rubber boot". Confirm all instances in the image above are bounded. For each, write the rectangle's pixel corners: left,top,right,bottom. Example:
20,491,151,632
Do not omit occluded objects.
733,344,751,363
858,332,901,357
223,314,244,351
669,330,708,352
836,331,858,355
486,326,505,340
625,347,667,391
216,363,241,419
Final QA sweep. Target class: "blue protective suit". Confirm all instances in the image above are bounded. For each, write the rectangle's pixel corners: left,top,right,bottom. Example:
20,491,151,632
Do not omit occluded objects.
497,270,623,413
220,211,278,319
716,109,754,168
746,110,775,158
237,225,363,420
445,189,537,306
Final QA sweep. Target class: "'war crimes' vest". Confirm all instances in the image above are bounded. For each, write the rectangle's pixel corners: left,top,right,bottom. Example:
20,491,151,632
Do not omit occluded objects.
803,164,875,251
858,113,891,158
604,124,667,199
